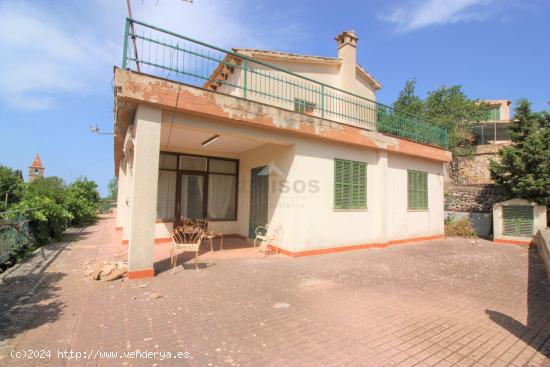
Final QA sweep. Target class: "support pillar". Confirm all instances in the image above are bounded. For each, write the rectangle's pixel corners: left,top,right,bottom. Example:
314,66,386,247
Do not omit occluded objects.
123,153,133,243
378,150,389,243
127,105,161,279
115,157,127,229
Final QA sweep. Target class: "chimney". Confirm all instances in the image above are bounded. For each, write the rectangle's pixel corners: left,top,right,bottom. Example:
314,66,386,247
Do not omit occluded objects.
335,30,358,91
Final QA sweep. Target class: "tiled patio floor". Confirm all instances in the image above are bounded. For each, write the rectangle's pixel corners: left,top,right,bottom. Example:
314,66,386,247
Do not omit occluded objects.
1,216,549,366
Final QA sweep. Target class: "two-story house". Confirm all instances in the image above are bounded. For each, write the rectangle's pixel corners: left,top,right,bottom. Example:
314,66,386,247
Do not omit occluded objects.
113,19,451,279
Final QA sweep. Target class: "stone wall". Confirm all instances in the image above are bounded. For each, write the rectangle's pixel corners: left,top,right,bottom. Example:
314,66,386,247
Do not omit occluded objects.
446,185,505,213
449,144,506,186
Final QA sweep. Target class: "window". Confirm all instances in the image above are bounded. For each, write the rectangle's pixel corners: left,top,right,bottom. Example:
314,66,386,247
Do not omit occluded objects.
294,98,316,114
207,159,237,220
180,156,207,171
157,170,177,220
485,107,500,121
156,153,238,221
334,159,367,209
157,153,178,221
408,170,428,210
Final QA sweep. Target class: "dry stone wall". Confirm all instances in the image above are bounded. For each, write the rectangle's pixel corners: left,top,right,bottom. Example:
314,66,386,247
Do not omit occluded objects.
449,145,508,186
446,185,505,212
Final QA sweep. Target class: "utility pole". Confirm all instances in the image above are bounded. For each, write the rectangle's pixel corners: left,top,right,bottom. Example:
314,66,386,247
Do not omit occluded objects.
126,0,140,72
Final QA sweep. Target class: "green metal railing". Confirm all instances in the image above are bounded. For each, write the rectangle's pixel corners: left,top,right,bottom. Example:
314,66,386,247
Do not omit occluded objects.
0,213,32,265
122,18,448,148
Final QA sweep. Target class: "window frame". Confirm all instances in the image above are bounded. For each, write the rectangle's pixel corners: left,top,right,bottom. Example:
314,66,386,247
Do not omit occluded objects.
407,170,428,211
484,106,501,121
158,151,239,222
333,158,367,210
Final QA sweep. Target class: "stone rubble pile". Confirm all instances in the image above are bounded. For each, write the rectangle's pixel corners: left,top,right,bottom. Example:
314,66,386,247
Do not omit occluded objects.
82,259,127,281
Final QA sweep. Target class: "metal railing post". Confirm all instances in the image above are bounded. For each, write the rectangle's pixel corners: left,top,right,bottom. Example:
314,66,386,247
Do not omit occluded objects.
321,85,325,119
122,18,130,69
243,59,248,99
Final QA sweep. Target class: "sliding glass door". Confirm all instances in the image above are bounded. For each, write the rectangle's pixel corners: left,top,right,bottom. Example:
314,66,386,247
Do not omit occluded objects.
180,174,206,219
156,153,238,224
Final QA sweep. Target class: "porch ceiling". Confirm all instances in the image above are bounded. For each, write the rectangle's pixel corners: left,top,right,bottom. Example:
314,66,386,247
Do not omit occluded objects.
160,125,266,153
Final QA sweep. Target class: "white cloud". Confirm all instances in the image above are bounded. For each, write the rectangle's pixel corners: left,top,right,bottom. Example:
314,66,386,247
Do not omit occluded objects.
379,0,495,32
0,0,302,111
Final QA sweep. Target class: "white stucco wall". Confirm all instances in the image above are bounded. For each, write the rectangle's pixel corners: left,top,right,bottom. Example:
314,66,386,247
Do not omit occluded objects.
120,109,445,254
386,153,445,240
236,138,444,252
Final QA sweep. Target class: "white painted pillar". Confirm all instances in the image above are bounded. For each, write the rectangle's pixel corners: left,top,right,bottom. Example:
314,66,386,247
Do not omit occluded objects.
377,150,389,243
127,105,162,279
123,153,133,242
115,157,127,229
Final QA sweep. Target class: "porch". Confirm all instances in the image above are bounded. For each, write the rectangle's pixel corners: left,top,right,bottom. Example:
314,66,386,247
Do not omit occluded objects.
115,104,296,278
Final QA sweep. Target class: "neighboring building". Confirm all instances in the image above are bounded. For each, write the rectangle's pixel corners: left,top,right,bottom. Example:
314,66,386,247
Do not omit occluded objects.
473,99,513,145
446,99,514,237
28,154,45,183
450,99,514,187
114,20,451,279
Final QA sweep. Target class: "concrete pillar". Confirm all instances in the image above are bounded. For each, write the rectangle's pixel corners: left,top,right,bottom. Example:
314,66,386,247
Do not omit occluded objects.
377,150,389,243
115,157,127,229
127,105,162,279
123,152,133,242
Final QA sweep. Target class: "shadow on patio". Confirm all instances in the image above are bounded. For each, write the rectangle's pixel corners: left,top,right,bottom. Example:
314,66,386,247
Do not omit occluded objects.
0,272,65,343
485,247,550,360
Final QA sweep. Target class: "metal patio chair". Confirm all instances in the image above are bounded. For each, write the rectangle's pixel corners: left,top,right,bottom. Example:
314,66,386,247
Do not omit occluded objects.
181,218,223,252
170,225,205,273
253,224,280,257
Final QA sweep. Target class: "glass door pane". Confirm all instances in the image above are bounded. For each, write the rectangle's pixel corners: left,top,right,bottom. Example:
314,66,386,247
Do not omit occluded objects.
180,174,205,219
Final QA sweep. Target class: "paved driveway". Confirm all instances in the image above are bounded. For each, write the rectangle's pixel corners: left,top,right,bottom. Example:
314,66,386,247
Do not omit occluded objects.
1,216,549,366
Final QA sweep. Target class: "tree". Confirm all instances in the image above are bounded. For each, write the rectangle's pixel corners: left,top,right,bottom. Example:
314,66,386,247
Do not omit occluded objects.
490,99,550,205
66,177,100,224
392,80,488,153
107,177,118,200
0,165,24,211
393,78,424,116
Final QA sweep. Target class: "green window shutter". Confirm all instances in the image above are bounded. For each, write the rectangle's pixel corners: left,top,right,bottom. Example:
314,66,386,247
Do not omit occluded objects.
334,159,367,209
503,206,534,237
407,171,414,209
334,160,344,209
408,170,428,210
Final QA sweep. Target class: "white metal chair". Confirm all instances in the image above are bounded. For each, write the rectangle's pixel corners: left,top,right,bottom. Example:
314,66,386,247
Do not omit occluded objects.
170,225,205,273
253,224,280,257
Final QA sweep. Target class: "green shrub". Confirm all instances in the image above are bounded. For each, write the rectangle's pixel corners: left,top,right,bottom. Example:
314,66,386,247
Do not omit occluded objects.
445,214,477,238
4,174,101,247
9,177,72,244
66,177,100,225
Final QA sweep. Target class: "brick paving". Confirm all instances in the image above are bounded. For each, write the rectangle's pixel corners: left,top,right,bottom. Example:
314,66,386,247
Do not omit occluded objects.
0,215,549,366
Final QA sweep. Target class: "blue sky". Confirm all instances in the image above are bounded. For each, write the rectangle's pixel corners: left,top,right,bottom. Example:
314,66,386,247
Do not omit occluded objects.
0,0,548,196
